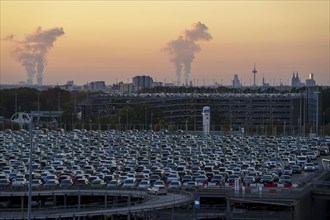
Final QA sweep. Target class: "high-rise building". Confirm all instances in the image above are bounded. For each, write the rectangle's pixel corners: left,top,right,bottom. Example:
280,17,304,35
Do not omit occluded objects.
132,75,154,92
306,73,316,87
232,74,242,88
88,81,106,91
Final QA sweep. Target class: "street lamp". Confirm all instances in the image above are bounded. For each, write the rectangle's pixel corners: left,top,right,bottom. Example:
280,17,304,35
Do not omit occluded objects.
11,112,33,220
314,90,320,136
150,113,153,131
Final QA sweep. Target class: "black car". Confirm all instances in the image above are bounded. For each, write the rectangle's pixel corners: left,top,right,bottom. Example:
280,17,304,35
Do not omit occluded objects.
292,165,302,174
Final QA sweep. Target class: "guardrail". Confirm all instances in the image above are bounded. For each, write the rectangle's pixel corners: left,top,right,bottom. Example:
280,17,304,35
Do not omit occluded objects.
0,188,194,219
313,181,330,191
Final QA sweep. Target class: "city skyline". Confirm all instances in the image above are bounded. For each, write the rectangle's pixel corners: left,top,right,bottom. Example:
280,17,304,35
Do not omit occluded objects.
1,1,329,86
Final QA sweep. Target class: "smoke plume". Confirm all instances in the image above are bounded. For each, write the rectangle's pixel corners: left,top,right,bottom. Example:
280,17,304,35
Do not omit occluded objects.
165,22,212,86
4,27,64,85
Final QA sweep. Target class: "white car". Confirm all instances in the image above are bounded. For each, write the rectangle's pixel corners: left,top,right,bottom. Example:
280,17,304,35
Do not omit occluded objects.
147,186,167,195
122,178,137,188
31,179,43,188
304,163,315,172
12,178,28,188
168,180,182,189
137,180,150,189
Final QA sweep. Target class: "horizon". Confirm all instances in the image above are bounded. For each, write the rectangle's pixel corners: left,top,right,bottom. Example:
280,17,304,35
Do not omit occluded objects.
1,1,329,86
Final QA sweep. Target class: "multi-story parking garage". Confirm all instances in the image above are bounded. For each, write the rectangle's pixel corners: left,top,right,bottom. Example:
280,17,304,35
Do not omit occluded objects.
80,93,310,135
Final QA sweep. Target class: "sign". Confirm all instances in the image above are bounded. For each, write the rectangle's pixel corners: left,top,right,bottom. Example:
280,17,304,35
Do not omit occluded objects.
11,112,32,127
194,198,200,209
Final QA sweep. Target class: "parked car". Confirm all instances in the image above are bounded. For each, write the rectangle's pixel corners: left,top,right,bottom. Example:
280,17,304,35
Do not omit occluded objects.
91,179,106,188
0,179,10,188
259,175,274,184
297,156,309,166
153,180,165,187
75,178,90,187
304,163,315,172
183,181,197,190
137,180,150,189
122,178,137,188
44,179,59,188
107,179,120,189
306,152,317,160
147,186,167,195
60,179,74,188
283,165,293,176
12,178,28,188
292,165,302,174
279,175,292,184
31,179,43,189
168,180,182,189
243,176,256,184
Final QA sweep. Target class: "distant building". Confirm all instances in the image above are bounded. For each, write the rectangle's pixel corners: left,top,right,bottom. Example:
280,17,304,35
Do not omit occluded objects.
119,82,133,94
62,80,74,91
262,75,269,87
66,80,74,86
80,92,307,135
88,81,106,91
306,73,316,87
291,72,304,87
305,86,321,134
153,81,163,87
232,74,242,88
164,82,176,87
132,75,154,92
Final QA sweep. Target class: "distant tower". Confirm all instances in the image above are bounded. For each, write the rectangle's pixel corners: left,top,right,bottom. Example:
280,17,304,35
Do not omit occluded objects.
252,64,257,87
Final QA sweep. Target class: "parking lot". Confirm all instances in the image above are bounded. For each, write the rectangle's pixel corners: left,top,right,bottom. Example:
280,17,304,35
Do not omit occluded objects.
0,129,329,192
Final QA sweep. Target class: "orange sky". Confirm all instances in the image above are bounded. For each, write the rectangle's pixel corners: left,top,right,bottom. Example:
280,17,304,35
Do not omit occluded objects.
1,1,329,86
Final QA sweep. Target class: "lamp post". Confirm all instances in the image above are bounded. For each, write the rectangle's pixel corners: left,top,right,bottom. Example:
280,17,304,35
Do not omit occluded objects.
315,90,320,136
37,93,40,125
150,113,153,131
27,115,32,220
11,112,33,220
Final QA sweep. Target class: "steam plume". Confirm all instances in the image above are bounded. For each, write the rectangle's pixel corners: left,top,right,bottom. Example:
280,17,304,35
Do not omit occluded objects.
165,22,212,86
4,27,64,85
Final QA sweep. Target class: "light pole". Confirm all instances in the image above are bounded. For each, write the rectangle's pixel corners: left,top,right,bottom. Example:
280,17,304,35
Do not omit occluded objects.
15,93,18,113
145,106,147,130
126,107,128,130
11,112,33,220
27,115,32,220
315,90,320,136
37,93,40,125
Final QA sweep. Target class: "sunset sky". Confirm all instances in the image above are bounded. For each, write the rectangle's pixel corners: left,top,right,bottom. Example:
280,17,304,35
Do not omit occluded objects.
1,1,329,86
